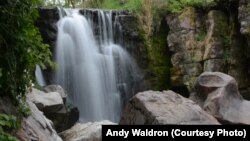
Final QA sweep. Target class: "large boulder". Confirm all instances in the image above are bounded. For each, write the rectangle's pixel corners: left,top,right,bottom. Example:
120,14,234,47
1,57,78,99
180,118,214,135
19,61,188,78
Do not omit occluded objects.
43,85,67,103
120,90,219,125
45,105,79,133
59,120,116,141
28,88,64,113
30,86,79,132
16,97,62,141
191,72,250,124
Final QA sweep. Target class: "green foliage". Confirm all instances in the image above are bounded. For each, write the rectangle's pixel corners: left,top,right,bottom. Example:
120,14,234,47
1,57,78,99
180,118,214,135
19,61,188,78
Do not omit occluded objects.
0,3,51,140
81,0,217,13
0,114,17,130
223,35,231,48
0,0,52,100
195,32,206,42
0,114,19,141
81,0,142,12
149,21,171,90
17,96,31,117
167,0,217,13
0,132,18,141
81,0,104,8
99,0,123,9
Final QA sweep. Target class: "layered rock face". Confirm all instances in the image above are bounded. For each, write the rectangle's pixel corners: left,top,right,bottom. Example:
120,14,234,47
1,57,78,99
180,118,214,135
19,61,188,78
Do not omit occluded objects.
16,98,63,141
167,7,204,92
167,1,250,97
120,90,219,125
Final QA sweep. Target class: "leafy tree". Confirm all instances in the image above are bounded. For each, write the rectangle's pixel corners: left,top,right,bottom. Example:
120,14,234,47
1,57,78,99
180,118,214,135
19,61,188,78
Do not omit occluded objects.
0,0,52,101
0,114,18,141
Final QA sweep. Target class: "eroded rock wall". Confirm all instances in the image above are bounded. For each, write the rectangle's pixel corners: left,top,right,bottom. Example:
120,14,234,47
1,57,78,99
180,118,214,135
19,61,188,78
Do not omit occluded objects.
167,1,250,97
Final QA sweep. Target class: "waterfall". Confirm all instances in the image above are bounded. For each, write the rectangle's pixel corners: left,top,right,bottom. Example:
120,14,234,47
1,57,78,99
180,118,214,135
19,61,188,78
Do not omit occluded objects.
55,9,139,122
35,65,46,86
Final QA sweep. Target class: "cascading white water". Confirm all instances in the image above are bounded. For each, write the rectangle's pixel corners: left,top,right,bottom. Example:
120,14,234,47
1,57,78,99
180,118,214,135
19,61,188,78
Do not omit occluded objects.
35,65,46,86
55,9,139,122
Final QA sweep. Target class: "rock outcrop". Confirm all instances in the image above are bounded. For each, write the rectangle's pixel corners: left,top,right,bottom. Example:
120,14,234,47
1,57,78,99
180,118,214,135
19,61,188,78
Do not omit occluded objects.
59,120,116,141
43,85,79,132
167,7,205,92
36,7,59,47
45,105,79,133
36,7,60,84
28,88,79,132
167,2,250,97
43,85,67,103
239,0,250,35
191,72,250,124
28,88,64,113
16,97,62,141
120,90,219,125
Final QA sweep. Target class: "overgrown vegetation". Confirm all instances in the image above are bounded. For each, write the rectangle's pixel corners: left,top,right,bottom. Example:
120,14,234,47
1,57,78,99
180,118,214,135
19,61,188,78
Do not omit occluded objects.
150,21,171,90
166,0,217,13
0,114,18,141
0,0,52,100
0,0,52,140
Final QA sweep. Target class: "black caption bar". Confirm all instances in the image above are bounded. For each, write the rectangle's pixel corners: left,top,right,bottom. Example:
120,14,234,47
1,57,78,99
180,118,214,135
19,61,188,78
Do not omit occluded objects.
102,125,250,140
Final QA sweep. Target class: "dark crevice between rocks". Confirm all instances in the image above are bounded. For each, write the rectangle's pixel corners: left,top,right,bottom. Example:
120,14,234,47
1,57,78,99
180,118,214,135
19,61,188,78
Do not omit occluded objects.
164,14,190,97
150,18,171,91
216,117,246,125
35,7,60,85
228,0,250,99
171,86,190,98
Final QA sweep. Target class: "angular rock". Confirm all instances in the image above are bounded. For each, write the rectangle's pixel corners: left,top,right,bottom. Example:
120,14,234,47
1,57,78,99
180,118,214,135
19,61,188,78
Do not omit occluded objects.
59,120,116,141
16,97,62,141
32,86,79,132
28,88,63,113
120,90,219,125
43,85,67,103
191,72,250,124
45,105,79,132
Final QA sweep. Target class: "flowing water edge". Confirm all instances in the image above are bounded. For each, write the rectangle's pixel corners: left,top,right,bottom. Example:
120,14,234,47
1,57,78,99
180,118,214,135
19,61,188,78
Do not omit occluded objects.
54,8,140,122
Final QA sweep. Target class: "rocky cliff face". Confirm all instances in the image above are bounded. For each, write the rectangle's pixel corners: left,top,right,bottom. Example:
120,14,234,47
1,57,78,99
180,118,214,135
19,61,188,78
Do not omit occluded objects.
167,0,250,98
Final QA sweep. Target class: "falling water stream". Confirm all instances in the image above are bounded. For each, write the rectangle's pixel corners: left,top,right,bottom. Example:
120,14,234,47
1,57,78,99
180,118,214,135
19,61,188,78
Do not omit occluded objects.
55,9,139,122
35,65,46,87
